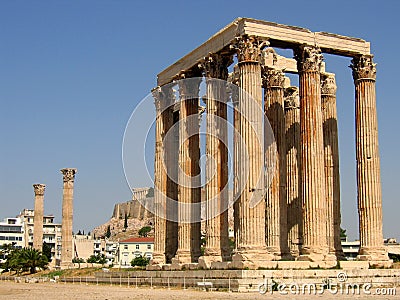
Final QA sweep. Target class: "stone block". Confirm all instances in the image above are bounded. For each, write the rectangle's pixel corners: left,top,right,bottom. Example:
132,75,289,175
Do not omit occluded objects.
339,261,369,270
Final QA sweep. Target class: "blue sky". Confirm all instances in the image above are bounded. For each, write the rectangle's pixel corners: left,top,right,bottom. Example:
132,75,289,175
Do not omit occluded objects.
1,0,399,241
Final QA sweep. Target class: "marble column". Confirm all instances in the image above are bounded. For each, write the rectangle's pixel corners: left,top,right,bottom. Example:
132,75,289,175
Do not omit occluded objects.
295,45,334,263
262,67,289,259
199,54,231,266
60,168,77,265
33,183,46,251
232,35,274,267
284,86,302,258
350,55,390,265
321,73,345,260
151,85,174,265
173,74,202,264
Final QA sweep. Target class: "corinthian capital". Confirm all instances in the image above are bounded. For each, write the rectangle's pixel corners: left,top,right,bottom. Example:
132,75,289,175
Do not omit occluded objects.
200,53,232,80
321,73,337,96
231,35,269,63
350,54,376,82
294,45,323,72
152,85,175,112
284,87,300,110
33,184,46,196
61,168,77,183
262,67,285,89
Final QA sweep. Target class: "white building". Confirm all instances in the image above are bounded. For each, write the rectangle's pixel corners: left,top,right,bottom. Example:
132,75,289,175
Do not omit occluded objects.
117,237,154,267
93,238,118,265
17,209,62,260
0,217,24,249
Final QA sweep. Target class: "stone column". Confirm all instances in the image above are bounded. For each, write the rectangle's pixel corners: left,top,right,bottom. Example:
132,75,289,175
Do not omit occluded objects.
60,168,77,266
321,73,345,260
198,54,231,267
33,183,46,251
173,74,202,264
294,45,335,264
262,67,289,259
151,85,174,266
232,36,274,268
350,55,390,266
284,87,302,258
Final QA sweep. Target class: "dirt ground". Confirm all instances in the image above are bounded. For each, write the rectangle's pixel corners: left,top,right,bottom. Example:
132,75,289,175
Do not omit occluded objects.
0,281,399,300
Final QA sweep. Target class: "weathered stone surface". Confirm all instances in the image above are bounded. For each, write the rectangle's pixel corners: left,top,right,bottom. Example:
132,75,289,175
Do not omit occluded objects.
32,183,45,251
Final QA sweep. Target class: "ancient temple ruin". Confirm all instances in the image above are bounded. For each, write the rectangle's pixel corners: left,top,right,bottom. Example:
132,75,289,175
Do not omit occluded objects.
150,18,391,269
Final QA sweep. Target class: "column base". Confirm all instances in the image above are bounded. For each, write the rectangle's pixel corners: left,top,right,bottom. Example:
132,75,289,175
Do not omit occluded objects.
149,252,165,266
231,247,276,269
357,246,392,267
171,250,192,264
297,246,337,268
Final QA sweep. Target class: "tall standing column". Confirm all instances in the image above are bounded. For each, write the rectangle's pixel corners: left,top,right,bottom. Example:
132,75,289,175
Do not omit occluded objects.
61,168,77,266
173,74,202,264
151,86,174,265
33,184,46,251
199,54,231,267
295,45,334,263
232,35,274,267
321,73,345,259
284,87,302,258
262,67,289,259
350,55,390,265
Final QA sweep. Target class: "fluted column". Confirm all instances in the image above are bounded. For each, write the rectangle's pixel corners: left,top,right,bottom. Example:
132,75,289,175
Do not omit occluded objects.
284,87,302,258
350,55,390,264
232,35,274,266
173,74,202,264
199,54,231,266
33,184,45,251
295,45,334,263
321,73,345,260
262,67,289,259
61,168,77,265
151,85,174,265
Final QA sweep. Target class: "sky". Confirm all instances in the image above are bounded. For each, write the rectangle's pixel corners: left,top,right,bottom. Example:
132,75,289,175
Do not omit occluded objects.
1,0,399,241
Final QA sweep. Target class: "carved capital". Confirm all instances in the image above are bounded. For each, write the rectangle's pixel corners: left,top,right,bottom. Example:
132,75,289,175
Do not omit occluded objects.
232,35,269,63
61,168,77,183
178,76,201,100
200,53,232,80
152,85,175,112
33,184,46,196
294,45,323,72
284,86,300,110
350,54,376,82
321,73,337,96
262,67,285,89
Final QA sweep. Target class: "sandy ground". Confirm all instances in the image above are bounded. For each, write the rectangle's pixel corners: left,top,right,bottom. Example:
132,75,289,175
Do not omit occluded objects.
0,281,399,300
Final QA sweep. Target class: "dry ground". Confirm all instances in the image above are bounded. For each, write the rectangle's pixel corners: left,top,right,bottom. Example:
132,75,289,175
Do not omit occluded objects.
0,281,399,300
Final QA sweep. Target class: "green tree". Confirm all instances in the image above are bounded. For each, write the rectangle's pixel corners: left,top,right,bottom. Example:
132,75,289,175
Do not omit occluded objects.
105,225,111,238
138,226,151,237
340,227,347,240
42,242,52,262
87,253,106,264
131,255,149,267
123,213,128,232
146,188,154,198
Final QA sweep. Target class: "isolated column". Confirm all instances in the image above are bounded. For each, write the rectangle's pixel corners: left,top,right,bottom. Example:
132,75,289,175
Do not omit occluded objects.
33,183,46,251
233,35,274,266
61,168,77,265
295,45,333,262
321,73,345,259
262,67,289,259
200,54,231,265
350,55,390,264
173,74,202,264
284,86,302,257
151,86,174,265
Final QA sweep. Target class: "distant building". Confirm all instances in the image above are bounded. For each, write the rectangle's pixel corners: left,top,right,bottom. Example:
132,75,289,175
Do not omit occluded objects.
93,238,118,265
0,217,24,249
117,237,154,267
341,238,400,260
17,209,62,260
